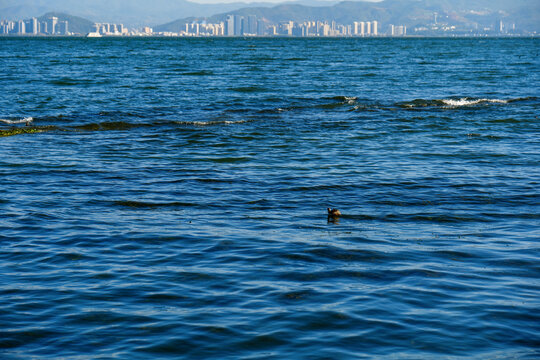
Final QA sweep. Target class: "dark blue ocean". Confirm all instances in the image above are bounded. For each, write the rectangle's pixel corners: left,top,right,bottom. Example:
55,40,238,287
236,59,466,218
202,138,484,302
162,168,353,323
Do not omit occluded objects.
1,37,539,359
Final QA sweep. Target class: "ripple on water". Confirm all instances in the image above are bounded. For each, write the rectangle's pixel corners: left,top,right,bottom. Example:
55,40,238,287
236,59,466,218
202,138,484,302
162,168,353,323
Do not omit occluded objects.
0,37,538,360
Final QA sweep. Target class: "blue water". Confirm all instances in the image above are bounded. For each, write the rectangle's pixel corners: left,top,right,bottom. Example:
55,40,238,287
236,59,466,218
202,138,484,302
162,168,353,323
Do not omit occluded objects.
1,37,539,359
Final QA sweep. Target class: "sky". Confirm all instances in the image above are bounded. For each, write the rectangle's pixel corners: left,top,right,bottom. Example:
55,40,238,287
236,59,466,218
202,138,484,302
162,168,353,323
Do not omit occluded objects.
189,0,381,4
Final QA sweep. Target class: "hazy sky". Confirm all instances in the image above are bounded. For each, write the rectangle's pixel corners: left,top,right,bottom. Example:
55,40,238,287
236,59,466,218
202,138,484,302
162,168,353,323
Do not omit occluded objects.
190,0,381,4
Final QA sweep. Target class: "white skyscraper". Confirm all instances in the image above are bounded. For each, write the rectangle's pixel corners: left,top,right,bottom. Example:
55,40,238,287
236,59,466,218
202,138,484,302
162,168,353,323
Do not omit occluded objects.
372,21,378,36
17,20,25,34
48,16,58,35
226,15,234,36
31,17,38,34
366,21,371,36
359,21,365,36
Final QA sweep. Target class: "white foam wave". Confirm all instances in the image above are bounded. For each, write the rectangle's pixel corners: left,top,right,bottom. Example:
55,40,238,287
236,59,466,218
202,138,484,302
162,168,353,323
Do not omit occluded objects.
0,117,33,124
177,119,249,126
441,98,507,107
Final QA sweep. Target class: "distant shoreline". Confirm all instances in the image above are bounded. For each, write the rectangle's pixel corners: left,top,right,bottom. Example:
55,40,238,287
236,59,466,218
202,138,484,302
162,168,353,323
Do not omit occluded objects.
1,34,539,39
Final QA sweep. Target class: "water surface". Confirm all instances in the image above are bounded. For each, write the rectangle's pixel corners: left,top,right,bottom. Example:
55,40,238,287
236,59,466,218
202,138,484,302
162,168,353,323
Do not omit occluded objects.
1,37,539,359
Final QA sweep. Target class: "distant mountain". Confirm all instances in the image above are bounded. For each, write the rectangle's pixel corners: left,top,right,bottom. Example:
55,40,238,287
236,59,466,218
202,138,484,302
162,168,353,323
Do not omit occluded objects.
0,0,338,27
2,0,537,31
37,12,95,34
155,0,540,33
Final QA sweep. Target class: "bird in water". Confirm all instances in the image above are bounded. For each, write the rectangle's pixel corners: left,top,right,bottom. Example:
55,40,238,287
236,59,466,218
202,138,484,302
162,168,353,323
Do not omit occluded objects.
327,208,341,217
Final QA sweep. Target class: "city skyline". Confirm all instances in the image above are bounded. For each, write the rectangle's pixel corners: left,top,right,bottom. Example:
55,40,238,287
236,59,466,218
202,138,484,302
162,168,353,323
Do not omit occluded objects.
0,15,390,38
1,16,70,36
1,13,528,38
1,0,537,33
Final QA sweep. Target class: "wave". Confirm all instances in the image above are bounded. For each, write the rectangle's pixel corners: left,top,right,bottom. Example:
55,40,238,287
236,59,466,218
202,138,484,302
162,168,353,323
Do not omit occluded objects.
177,119,251,126
0,116,33,125
2,94,533,136
296,95,534,112
70,119,251,131
327,96,358,103
114,200,196,209
322,96,359,106
398,96,533,109
1,117,252,136
179,70,214,76
271,96,362,112
440,98,507,107
269,95,530,113
229,86,267,93
73,121,155,131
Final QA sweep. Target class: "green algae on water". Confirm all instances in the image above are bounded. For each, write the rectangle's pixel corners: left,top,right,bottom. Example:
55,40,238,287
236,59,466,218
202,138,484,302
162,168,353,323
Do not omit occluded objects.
0,127,47,137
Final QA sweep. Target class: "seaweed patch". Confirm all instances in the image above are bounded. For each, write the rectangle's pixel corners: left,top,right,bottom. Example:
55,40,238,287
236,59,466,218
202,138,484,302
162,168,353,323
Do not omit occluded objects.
0,127,49,137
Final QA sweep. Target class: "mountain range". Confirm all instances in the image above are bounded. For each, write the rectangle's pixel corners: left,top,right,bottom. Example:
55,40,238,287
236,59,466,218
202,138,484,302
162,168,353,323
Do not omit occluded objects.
1,0,538,32
0,0,338,27
157,0,539,33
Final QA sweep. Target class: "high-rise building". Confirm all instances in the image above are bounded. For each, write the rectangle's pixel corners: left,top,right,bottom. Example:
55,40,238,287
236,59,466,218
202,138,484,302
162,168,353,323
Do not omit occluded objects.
17,20,25,34
282,21,293,36
24,17,38,34
372,21,378,36
316,21,323,35
395,25,406,36
226,15,234,36
257,19,266,36
359,21,365,36
58,21,68,35
32,17,38,34
234,15,243,35
93,23,124,35
322,23,330,36
48,17,58,34
366,21,371,35
24,19,32,33
241,17,248,35
247,15,257,35
292,23,302,36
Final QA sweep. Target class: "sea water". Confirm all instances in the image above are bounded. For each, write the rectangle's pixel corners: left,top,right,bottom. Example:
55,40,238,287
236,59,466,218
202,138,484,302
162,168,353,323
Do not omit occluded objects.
0,37,539,359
